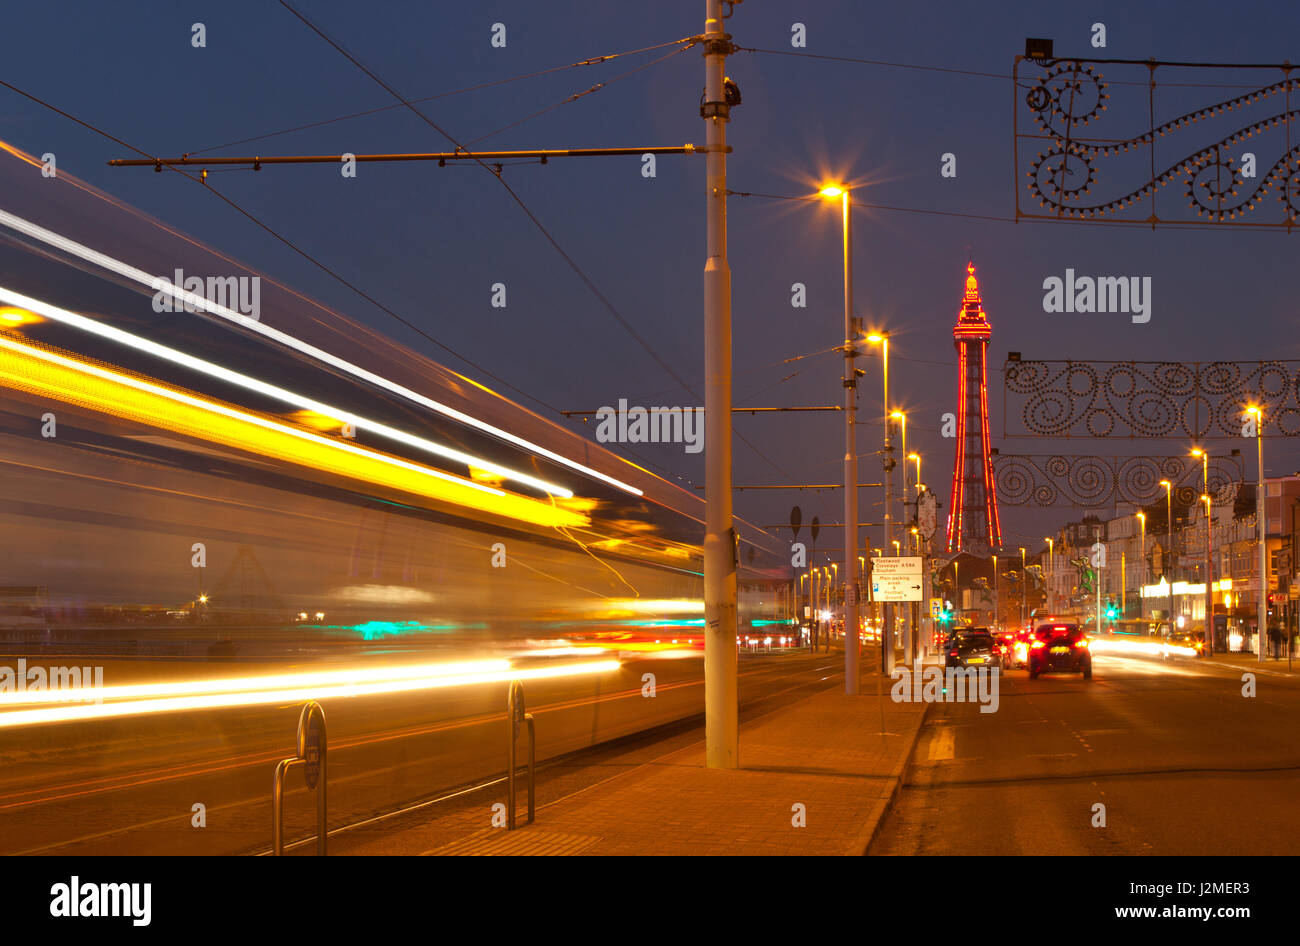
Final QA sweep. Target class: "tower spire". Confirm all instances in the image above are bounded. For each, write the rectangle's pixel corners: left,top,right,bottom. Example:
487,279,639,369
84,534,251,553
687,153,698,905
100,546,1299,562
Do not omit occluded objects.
946,259,1002,555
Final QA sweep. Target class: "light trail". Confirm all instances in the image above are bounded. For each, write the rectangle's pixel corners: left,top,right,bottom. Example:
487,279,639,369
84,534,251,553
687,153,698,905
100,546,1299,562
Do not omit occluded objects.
0,335,587,529
0,658,512,707
0,207,644,497
0,660,621,728
0,285,572,498
1089,637,1199,658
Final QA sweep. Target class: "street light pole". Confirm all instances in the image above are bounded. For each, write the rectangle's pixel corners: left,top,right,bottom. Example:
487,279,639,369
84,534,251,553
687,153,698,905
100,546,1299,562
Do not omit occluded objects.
821,184,860,694
893,410,910,660
1137,512,1146,621
867,333,894,672
1045,537,1054,613
1249,405,1266,663
992,553,999,629
1020,546,1027,628
1192,448,1213,656
1095,525,1103,634
1161,479,1174,632
702,0,737,768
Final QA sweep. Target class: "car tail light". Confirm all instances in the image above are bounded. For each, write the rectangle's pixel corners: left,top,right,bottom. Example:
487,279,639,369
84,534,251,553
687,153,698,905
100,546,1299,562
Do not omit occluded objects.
949,648,959,657
1074,638,1090,648
1030,640,1046,650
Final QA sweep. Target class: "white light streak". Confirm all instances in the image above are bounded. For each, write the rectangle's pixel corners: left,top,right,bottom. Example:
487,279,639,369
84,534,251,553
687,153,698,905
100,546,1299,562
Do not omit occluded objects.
0,209,643,496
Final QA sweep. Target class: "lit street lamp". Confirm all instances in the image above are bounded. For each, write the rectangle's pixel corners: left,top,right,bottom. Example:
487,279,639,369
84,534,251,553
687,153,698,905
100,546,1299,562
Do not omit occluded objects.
1161,478,1174,632
864,330,894,672
1191,447,1213,655
1247,405,1266,664
818,182,861,693
1136,511,1146,621
892,410,914,658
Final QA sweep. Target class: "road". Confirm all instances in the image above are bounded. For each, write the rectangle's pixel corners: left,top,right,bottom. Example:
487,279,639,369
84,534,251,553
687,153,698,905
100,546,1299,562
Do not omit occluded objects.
871,652,1300,855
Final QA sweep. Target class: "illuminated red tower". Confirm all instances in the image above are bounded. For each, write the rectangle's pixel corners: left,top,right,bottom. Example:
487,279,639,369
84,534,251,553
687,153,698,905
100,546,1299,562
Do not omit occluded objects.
945,261,1002,555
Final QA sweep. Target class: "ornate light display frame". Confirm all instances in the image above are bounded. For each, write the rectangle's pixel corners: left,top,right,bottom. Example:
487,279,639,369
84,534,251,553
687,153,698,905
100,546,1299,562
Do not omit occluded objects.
1015,55,1300,228
1003,358,1300,440
992,453,1245,508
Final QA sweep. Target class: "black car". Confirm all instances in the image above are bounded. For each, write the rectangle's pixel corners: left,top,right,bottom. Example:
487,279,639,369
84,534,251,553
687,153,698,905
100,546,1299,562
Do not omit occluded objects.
946,628,1002,669
1028,623,1092,680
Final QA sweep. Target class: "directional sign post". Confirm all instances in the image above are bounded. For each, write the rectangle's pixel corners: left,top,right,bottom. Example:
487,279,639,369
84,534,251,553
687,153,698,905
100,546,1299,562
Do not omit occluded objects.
871,556,924,602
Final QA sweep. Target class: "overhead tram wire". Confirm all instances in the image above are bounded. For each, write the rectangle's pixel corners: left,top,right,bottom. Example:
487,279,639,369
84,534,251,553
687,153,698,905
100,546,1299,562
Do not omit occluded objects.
275,1,800,482
188,35,701,157
463,44,695,148
736,46,1282,90
0,76,566,415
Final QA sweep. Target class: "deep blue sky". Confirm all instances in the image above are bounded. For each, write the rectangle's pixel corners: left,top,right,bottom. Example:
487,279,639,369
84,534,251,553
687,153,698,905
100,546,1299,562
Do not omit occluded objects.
4,0,1300,559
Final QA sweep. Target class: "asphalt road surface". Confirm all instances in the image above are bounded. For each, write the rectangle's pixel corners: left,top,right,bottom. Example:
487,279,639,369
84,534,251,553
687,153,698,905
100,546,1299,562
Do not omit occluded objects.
870,652,1300,855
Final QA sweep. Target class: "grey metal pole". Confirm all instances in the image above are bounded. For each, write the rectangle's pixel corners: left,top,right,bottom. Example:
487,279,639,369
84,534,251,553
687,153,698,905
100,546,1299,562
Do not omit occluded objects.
1203,456,1214,656
1096,526,1103,633
1139,515,1146,621
1021,547,1027,629
898,414,909,660
881,338,894,674
702,0,737,768
1258,423,1267,663
1167,485,1174,632
841,191,860,694
993,554,999,629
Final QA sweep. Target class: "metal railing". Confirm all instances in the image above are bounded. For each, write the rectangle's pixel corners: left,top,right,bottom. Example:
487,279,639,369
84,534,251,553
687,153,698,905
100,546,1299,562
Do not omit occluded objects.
267,681,538,850
272,700,327,855
506,679,535,829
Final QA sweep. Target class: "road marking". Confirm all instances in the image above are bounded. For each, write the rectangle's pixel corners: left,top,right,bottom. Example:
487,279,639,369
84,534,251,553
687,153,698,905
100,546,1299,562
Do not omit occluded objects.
928,726,955,761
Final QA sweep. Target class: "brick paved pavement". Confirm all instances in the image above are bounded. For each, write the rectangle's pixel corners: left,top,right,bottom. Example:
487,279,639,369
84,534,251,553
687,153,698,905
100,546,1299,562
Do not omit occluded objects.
424,671,931,855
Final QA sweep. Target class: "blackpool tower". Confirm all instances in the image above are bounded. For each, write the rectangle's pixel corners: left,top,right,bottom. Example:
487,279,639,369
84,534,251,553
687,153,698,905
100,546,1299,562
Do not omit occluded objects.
945,261,1002,555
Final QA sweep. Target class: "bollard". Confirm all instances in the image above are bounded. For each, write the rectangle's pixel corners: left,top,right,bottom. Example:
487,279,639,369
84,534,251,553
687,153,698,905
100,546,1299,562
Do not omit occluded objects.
272,700,327,855
506,680,536,829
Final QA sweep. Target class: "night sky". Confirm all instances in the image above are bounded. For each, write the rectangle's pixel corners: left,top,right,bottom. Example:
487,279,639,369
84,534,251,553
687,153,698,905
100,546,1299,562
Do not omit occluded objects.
5,0,1300,562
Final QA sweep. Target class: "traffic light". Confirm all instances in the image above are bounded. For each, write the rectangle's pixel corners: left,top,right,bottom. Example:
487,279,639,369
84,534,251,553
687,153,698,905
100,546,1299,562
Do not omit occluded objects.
1104,600,1118,622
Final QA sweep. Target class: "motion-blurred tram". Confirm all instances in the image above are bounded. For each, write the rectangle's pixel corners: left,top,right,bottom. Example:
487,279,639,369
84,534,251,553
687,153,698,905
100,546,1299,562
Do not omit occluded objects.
0,142,789,655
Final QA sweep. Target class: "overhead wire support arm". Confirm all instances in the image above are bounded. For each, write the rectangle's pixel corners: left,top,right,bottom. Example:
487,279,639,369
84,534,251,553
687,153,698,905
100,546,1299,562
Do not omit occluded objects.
560,406,839,416
107,145,710,169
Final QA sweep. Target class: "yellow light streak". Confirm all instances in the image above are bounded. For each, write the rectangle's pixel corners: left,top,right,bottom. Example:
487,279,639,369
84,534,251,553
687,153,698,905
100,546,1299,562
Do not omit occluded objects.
0,336,586,529
0,660,621,728
0,305,42,326
0,285,573,498
0,658,511,707
0,203,644,496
